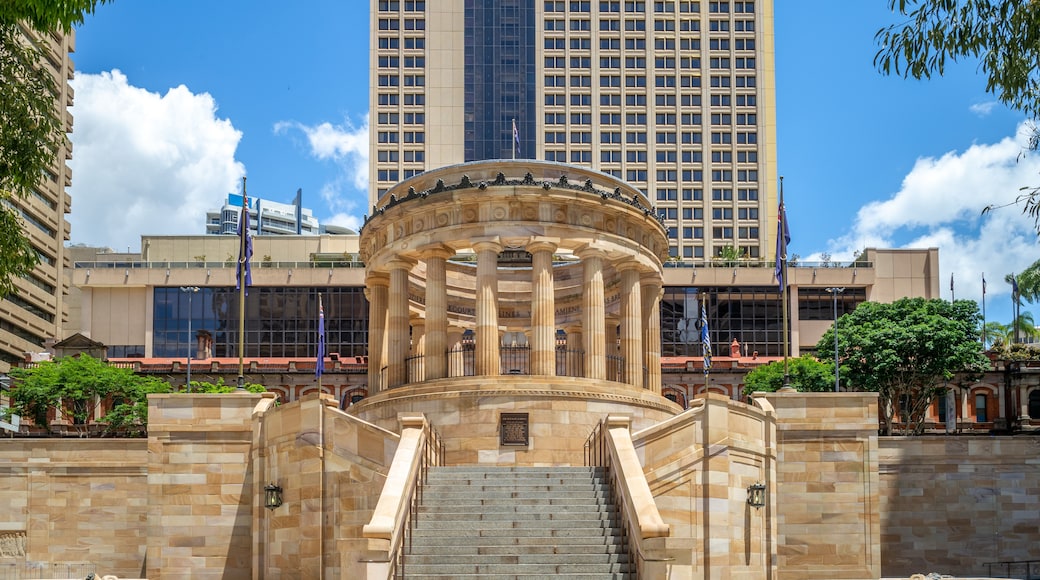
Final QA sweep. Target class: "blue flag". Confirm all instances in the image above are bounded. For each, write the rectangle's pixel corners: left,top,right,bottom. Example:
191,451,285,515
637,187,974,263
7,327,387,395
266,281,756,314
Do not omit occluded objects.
316,295,325,380
774,202,790,292
700,298,712,375
236,200,253,293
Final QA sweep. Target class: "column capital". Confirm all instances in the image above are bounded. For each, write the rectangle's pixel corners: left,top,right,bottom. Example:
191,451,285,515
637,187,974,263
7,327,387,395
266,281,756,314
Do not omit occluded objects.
472,239,503,254
526,238,559,254
575,244,609,260
367,271,390,285
419,243,455,261
387,257,416,271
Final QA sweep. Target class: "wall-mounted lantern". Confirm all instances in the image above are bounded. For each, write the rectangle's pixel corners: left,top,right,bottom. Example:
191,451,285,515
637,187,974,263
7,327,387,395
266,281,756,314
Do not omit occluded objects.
264,483,283,510
747,482,766,509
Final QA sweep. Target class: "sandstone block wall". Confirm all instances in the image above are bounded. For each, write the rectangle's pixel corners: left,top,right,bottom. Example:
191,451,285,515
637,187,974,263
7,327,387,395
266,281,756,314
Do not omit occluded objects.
0,440,148,577
879,436,1040,577
257,393,400,579
146,393,263,579
632,392,777,579
759,391,881,580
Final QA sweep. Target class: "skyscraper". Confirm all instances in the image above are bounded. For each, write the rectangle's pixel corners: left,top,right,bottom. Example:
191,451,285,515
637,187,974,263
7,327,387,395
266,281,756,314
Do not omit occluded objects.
370,0,777,261
0,26,75,370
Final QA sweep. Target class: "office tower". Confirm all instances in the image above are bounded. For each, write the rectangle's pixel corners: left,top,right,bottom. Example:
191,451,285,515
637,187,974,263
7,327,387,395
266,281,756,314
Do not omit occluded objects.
370,0,777,261
0,26,75,370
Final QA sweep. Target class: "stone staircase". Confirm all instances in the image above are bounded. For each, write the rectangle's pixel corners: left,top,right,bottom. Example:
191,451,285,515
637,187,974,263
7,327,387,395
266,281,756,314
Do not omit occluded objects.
401,465,633,579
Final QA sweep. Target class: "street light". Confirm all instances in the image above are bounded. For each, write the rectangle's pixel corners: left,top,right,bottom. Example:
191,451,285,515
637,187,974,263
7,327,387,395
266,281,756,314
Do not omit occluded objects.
180,286,200,391
825,287,845,392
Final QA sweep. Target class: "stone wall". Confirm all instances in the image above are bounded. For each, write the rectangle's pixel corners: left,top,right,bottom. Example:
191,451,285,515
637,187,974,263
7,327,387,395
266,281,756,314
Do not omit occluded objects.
632,392,777,579
0,439,148,577
758,390,881,580
146,393,264,579
257,393,399,578
879,436,1040,577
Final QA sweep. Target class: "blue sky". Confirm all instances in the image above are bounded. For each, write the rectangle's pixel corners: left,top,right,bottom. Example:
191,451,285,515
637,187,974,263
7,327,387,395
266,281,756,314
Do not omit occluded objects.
68,1,1037,325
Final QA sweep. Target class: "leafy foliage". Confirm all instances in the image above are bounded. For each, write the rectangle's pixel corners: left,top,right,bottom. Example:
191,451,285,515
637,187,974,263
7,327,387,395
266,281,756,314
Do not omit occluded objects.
817,298,990,435
875,0,1040,119
0,1,111,33
6,358,270,437
875,1,1040,234
0,1,113,296
743,355,836,395
988,339,1040,361
7,355,171,437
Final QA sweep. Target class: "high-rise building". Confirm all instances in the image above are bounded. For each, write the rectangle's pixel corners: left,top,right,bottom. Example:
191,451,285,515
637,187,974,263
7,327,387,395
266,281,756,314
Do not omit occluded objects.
0,26,75,371
369,0,777,262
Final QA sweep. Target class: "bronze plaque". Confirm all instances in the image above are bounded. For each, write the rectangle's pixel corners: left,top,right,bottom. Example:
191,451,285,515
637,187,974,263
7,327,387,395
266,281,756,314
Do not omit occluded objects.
500,413,529,446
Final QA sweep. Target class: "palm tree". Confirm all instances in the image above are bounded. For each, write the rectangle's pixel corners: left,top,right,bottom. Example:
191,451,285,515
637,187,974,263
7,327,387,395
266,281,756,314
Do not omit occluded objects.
983,321,1011,348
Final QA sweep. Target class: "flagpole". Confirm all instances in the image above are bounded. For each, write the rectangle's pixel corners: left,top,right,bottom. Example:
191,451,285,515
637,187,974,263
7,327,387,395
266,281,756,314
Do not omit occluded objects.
779,177,790,387
981,273,987,345
237,177,248,388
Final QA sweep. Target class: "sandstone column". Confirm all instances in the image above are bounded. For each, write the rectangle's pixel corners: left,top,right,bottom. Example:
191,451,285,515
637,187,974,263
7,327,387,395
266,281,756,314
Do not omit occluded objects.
473,240,502,376
386,259,413,388
421,244,453,380
618,264,644,387
641,274,664,394
579,247,607,380
365,273,389,392
529,240,558,376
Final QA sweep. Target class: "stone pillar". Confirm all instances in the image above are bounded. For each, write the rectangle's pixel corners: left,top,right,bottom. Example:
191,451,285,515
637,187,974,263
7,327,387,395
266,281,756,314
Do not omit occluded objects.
386,259,413,388
618,265,644,387
529,240,558,376
421,244,453,380
641,274,663,394
365,273,389,392
410,316,425,384
579,248,607,380
473,240,502,376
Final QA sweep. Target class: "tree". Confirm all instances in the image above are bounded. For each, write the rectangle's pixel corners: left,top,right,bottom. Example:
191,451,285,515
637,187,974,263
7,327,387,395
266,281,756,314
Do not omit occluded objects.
817,298,990,436
6,354,170,437
742,355,836,395
0,1,112,296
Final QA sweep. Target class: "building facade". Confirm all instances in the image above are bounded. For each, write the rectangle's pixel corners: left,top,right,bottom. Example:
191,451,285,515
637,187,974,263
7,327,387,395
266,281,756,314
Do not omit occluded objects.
205,192,354,237
369,0,778,261
0,26,75,372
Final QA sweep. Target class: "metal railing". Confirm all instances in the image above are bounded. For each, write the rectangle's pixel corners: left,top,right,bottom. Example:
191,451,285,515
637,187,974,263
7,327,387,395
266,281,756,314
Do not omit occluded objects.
986,560,1040,579
74,259,364,270
583,420,637,576
0,562,96,580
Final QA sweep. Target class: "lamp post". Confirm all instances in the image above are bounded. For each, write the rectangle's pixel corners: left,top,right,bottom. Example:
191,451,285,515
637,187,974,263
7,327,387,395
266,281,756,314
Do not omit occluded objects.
825,287,845,392
180,286,200,391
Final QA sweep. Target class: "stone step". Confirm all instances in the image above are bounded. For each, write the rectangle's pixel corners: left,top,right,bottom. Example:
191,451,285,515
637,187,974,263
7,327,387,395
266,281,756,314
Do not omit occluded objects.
409,526,621,538
407,535,625,548
415,510,617,522
425,478,609,488
421,490,612,500
408,542,627,556
418,503,615,515
402,563,632,576
428,466,604,474
415,496,609,507
406,553,630,566
403,574,631,580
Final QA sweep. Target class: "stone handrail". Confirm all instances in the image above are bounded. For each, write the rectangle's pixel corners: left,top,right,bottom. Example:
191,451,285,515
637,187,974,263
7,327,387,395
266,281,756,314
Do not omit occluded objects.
360,414,440,579
587,415,685,576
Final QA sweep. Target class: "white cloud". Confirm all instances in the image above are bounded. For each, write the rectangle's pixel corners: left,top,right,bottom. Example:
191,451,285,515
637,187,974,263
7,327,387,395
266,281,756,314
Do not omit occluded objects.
274,117,369,216
68,70,245,251
970,101,998,117
818,122,1040,314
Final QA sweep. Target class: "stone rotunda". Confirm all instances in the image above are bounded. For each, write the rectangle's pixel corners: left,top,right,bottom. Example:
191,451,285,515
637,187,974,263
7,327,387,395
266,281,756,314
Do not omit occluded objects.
353,159,684,464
